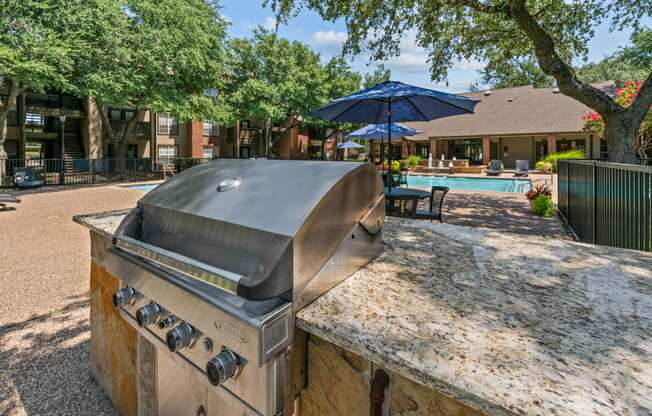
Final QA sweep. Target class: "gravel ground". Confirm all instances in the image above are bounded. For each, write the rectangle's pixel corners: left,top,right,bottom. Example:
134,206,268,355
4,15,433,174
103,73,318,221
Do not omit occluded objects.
0,184,144,416
0,181,563,415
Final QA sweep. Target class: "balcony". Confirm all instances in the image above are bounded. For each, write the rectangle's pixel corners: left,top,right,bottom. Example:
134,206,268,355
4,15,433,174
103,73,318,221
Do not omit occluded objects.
26,92,85,113
105,119,152,140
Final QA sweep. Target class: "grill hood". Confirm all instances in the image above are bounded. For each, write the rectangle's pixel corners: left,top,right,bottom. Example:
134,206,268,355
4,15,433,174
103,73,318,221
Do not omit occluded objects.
113,159,384,307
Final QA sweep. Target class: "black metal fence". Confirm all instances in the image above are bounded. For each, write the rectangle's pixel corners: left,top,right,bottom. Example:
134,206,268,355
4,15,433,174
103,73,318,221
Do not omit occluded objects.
0,158,211,188
558,159,652,251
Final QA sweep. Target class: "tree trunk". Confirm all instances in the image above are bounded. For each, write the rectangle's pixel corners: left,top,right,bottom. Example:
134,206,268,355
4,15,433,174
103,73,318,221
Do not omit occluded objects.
0,112,7,179
603,114,639,164
0,79,22,179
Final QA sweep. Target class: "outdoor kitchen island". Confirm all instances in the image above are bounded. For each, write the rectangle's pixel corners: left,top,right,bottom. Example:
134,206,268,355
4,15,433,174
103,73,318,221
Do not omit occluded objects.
74,211,652,416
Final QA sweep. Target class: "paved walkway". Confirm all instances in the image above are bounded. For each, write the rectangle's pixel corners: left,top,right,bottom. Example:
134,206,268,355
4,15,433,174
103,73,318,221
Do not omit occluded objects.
0,182,565,415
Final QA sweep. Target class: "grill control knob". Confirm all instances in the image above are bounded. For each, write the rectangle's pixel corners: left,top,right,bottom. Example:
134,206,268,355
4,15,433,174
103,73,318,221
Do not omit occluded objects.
158,314,178,329
112,287,136,307
136,303,162,327
166,322,196,352
206,349,241,387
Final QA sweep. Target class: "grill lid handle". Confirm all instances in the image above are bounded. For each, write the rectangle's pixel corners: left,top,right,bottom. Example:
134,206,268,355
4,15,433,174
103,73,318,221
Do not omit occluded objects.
359,195,385,235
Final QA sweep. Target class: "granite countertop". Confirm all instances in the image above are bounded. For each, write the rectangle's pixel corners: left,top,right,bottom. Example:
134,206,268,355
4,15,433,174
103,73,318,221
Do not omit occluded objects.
75,211,652,416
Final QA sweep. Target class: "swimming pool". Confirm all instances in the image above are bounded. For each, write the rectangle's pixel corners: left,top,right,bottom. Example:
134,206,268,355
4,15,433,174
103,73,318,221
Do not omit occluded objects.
125,184,158,193
126,177,531,194
407,176,531,193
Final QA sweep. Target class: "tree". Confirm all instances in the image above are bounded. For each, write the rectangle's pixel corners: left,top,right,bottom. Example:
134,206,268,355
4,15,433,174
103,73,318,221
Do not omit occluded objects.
75,0,229,159
584,80,652,158
481,57,553,88
223,28,332,158
362,65,391,89
268,0,652,163
481,29,652,89
0,0,79,169
577,28,652,84
304,56,362,159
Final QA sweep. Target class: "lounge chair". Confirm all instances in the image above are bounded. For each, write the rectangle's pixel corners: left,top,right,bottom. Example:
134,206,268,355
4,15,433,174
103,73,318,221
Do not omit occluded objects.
415,186,449,223
0,193,20,210
514,160,529,177
486,160,502,176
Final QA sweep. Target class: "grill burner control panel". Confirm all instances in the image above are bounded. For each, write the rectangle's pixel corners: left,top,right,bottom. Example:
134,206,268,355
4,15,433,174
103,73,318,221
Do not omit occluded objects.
112,286,243,388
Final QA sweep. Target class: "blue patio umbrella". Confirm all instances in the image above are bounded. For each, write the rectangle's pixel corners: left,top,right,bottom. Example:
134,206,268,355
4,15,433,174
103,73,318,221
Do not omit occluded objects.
312,81,478,191
346,123,418,141
337,140,365,149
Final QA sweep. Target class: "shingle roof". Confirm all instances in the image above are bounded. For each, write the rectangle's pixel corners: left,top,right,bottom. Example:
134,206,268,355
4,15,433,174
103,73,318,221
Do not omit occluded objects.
405,82,615,140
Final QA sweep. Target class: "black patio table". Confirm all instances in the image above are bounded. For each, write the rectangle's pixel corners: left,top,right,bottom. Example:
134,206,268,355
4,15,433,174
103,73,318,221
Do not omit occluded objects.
384,187,430,200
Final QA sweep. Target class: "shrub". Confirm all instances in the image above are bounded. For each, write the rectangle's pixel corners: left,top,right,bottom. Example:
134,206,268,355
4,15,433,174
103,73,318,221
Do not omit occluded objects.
535,160,553,172
383,159,401,171
537,149,584,172
531,195,555,217
526,184,552,201
407,155,422,168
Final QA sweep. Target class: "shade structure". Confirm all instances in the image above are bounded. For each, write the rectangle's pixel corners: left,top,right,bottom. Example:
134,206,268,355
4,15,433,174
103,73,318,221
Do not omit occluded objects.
347,123,418,141
337,140,365,149
311,81,478,191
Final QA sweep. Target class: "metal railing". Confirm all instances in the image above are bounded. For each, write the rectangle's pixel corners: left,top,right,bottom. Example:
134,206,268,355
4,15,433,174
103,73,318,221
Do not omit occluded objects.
558,159,652,251
106,119,152,139
0,158,211,188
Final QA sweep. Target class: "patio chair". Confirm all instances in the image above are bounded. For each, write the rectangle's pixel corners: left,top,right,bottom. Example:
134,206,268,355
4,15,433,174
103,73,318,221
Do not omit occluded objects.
385,195,419,219
382,172,401,188
0,193,20,210
486,160,502,176
514,160,529,177
415,186,449,223
398,168,409,187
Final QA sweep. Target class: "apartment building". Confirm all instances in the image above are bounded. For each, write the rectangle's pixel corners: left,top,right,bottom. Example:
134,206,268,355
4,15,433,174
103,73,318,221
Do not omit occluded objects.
2,90,307,162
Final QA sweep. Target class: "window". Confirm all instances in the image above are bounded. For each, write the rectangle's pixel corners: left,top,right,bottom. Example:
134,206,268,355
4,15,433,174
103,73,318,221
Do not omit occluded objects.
25,113,47,133
126,144,138,159
157,113,178,135
203,145,214,159
158,145,177,159
203,121,219,137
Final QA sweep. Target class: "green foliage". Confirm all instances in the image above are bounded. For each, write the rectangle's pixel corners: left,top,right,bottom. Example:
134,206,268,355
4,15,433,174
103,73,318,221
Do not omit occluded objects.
538,150,584,173
224,28,326,126
362,65,391,89
576,29,652,85
482,28,652,89
268,0,616,82
74,0,229,122
531,195,555,217
407,155,421,168
0,0,80,93
535,160,553,173
482,57,554,89
382,159,401,172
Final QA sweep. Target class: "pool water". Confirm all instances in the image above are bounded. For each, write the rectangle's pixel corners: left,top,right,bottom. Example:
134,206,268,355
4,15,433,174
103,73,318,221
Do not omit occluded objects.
125,184,158,193
127,177,531,194
407,176,531,193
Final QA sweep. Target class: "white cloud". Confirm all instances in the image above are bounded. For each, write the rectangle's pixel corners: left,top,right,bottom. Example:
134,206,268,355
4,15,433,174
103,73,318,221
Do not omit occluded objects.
263,16,277,31
453,59,485,71
312,30,348,48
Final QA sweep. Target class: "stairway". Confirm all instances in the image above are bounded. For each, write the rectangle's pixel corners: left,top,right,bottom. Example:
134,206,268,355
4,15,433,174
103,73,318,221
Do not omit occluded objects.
63,134,85,172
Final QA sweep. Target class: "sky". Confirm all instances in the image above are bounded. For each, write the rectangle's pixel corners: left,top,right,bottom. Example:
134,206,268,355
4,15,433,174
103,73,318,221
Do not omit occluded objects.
219,1,649,93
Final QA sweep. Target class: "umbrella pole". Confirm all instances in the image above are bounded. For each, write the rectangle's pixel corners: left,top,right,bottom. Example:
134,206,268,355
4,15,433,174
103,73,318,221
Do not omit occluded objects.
387,98,392,192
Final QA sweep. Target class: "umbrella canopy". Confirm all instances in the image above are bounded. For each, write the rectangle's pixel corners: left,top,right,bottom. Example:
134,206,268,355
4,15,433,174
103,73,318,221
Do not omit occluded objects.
337,140,365,149
312,81,478,124
311,81,478,191
347,123,417,141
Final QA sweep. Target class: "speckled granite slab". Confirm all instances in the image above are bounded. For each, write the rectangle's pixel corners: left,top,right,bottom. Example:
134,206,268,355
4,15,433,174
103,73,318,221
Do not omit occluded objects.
75,211,652,416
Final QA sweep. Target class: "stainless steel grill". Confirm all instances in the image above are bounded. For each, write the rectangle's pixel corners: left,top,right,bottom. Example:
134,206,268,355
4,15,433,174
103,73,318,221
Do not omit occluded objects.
104,159,384,416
